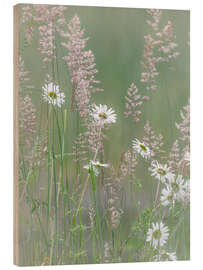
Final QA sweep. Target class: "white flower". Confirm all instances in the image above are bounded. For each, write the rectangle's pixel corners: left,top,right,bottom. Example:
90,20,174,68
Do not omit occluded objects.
83,164,99,176
161,175,189,207
150,161,173,183
91,104,117,125
83,160,109,176
160,186,175,207
42,82,65,107
146,222,169,249
167,174,187,201
90,160,109,168
153,250,177,261
132,138,151,159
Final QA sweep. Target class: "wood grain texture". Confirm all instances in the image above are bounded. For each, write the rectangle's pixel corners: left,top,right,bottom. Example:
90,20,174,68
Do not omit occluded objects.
13,4,19,266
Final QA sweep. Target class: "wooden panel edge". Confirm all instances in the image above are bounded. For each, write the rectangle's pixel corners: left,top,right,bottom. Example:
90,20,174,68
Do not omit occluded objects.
13,4,19,266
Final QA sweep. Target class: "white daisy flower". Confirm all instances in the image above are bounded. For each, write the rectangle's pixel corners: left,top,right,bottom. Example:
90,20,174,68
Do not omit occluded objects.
91,104,117,125
83,160,109,176
167,174,186,201
161,175,189,207
146,222,169,249
160,186,175,208
132,138,151,159
150,161,173,183
83,163,99,176
42,82,65,107
153,250,177,261
90,160,109,168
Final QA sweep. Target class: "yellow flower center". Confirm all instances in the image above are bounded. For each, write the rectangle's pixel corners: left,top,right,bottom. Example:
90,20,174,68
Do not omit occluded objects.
48,91,57,99
140,143,147,152
153,229,161,239
98,112,108,119
157,168,166,176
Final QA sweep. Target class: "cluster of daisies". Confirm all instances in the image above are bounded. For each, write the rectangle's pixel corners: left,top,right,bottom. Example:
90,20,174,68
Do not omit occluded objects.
132,137,190,261
146,222,176,261
160,173,189,208
149,161,189,208
133,138,189,208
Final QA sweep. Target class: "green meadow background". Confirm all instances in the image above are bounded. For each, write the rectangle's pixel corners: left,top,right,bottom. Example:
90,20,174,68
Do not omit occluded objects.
18,5,190,265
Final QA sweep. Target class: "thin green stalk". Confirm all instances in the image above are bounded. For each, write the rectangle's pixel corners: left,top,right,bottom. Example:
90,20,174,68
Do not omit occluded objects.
89,165,103,261
155,180,161,205
62,109,67,245
35,210,49,254
46,105,52,237
75,127,102,217
52,147,58,263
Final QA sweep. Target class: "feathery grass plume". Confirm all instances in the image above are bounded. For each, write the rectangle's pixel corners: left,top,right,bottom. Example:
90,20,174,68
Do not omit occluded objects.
18,56,34,94
19,96,38,170
21,5,67,62
178,149,190,177
176,102,190,176
36,5,67,64
88,207,96,229
141,9,179,91
119,150,137,179
176,103,190,145
109,205,122,230
24,26,34,45
104,241,112,263
20,5,33,23
143,121,165,159
86,124,103,154
38,22,56,63
105,173,123,230
72,125,105,163
72,133,88,162
61,15,103,116
28,135,48,169
61,15,108,157
20,6,34,44
169,140,181,173
124,83,149,122
19,96,36,147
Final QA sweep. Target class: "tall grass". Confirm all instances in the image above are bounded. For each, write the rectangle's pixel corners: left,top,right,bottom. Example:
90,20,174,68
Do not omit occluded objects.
17,4,190,266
